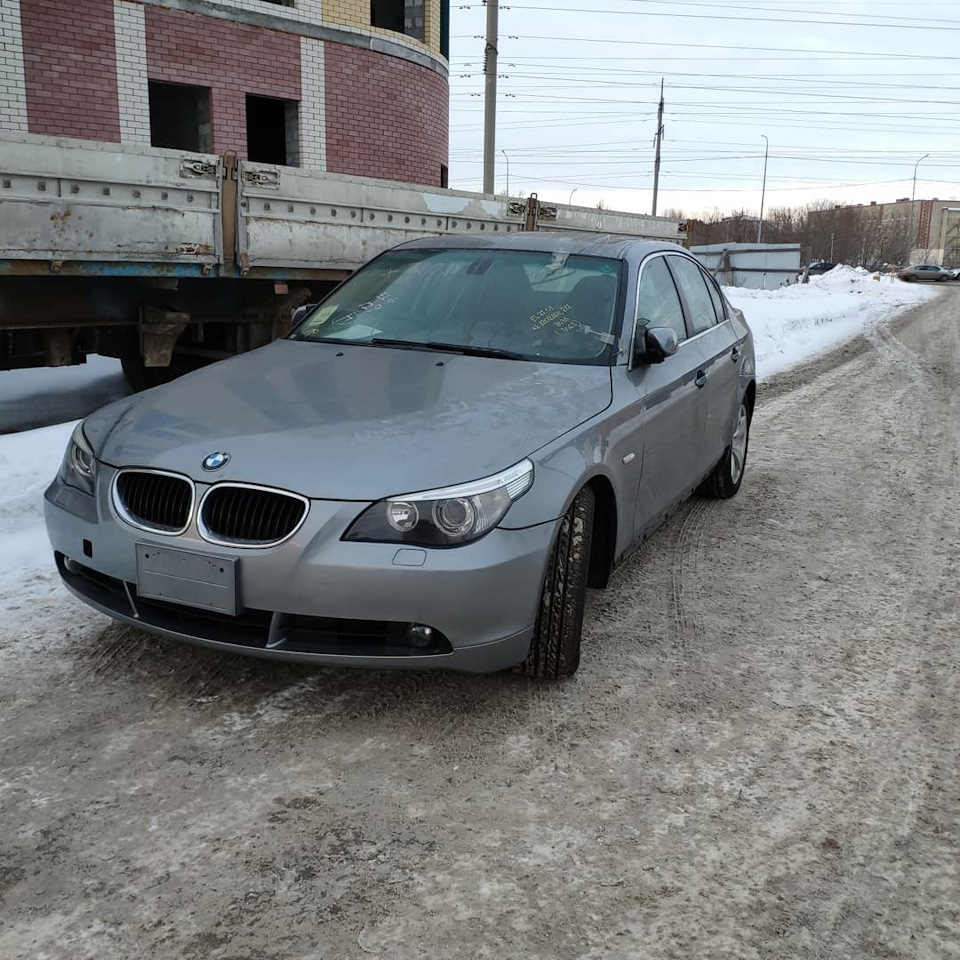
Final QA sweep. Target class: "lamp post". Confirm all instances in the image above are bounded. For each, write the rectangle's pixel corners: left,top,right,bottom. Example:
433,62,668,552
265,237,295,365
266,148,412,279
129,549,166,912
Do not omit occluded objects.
908,153,930,264
757,135,769,244
501,149,510,197
568,188,578,205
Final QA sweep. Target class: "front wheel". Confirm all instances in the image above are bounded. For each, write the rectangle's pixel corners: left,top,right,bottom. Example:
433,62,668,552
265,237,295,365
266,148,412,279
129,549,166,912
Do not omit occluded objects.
699,399,751,499
522,486,595,679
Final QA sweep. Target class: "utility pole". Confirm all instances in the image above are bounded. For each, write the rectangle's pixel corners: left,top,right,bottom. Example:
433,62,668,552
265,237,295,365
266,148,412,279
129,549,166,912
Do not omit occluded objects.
651,79,664,217
482,0,499,195
908,153,929,265
757,135,769,244
501,149,509,196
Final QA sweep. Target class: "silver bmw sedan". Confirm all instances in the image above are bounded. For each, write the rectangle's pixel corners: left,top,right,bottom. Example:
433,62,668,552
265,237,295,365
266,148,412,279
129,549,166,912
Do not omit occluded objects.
45,234,755,678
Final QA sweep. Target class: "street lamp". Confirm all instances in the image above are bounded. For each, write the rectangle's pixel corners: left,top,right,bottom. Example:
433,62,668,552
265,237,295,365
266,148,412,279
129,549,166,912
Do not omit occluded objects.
568,188,578,205
757,135,769,244
501,149,510,197
908,153,930,264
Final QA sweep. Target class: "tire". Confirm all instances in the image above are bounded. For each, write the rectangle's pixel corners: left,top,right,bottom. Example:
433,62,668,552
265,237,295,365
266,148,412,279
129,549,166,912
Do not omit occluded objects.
699,398,751,499
522,485,595,679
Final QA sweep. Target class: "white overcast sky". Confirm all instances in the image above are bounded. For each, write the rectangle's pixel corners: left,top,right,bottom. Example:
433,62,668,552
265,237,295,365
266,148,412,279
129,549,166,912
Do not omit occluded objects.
447,0,960,217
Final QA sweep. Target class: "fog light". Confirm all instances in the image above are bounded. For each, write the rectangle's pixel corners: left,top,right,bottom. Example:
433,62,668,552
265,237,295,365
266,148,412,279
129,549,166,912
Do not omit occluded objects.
407,623,434,648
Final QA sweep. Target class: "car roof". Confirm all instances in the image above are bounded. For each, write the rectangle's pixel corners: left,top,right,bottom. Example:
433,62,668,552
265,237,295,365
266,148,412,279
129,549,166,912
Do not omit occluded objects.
391,231,688,261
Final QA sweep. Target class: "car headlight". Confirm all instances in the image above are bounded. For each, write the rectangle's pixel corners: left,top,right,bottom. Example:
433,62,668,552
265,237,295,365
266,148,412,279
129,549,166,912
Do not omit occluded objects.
60,422,97,495
344,460,534,547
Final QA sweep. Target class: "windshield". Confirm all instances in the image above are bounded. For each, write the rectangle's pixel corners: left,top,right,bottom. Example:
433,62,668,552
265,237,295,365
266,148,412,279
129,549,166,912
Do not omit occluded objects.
291,248,623,365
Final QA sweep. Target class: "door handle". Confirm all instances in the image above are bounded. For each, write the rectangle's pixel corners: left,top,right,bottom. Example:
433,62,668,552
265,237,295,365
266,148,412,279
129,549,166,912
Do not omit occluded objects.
695,370,707,389
731,344,741,362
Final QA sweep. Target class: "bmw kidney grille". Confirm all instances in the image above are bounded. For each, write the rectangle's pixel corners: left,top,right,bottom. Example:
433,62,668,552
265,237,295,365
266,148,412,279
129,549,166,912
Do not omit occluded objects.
114,470,193,534
199,485,308,546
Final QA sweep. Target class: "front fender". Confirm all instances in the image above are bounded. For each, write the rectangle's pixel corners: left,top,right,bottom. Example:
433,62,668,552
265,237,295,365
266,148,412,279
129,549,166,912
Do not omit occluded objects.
500,423,623,532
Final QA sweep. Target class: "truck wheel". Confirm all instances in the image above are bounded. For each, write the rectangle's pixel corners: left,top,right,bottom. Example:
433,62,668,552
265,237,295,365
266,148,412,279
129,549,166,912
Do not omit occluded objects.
522,485,595,679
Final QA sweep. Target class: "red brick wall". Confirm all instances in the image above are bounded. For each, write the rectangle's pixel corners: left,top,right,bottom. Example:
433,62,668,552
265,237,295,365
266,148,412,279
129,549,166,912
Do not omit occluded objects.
20,0,121,141
144,6,301,157
325,43,449,186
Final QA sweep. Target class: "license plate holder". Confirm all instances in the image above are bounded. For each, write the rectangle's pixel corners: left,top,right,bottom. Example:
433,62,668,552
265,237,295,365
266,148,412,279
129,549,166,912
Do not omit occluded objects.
136,543,238,616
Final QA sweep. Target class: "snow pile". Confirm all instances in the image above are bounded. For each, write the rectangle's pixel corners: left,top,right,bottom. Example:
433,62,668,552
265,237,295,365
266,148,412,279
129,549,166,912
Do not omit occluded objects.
724,268,938,379
0,420,106,669
0,354,128,434
0,421,74,610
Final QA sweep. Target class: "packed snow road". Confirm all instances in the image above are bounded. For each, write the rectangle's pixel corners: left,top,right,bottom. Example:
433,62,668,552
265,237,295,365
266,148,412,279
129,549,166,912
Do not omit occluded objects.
1,290,959,959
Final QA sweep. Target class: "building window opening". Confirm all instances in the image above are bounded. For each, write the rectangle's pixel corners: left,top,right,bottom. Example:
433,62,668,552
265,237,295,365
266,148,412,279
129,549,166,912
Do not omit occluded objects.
440,0,450,58
371,0,425,42
440,164,448,188
246,95,299,167
149,81,212,152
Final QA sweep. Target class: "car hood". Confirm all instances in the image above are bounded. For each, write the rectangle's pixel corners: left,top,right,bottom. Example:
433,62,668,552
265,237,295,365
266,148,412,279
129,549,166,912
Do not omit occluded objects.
93,340,613,500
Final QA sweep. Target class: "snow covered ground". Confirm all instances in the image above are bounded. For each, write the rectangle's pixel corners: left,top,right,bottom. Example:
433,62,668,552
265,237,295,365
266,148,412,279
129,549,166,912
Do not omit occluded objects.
0,354,129,434
0,421,75,612
724,265,938,380
0,274,942,625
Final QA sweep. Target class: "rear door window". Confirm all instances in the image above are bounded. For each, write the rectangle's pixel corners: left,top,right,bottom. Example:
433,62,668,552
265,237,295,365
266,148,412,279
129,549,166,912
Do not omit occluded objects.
668,256,719,336
635,255,687,342
702,269,727,323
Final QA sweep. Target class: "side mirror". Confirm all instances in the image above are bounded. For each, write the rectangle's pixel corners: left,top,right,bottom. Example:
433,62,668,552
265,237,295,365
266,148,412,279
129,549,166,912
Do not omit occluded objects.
291,303,319,327
634,326,679,365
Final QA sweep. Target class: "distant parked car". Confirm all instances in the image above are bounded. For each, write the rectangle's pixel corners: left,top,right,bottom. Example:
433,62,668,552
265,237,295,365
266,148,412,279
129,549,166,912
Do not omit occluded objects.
896,264,952,282
807,261,837,276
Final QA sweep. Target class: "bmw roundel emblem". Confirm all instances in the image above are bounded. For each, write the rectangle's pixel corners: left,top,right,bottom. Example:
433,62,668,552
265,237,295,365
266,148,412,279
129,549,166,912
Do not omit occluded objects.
202,451,230,471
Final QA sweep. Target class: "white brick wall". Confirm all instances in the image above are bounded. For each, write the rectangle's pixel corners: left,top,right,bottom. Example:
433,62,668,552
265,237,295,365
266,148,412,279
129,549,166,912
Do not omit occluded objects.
114,0,151,143
299,36,326,171
0,0,28,133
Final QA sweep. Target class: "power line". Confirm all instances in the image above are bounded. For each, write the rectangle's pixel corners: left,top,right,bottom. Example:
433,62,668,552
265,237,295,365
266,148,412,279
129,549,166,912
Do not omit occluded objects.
612,0,960,29
450,35,960,61
451,70,960,95
461,4,960,33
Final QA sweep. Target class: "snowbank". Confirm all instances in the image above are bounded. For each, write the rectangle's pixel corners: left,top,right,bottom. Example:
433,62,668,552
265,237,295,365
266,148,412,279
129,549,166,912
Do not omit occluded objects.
724,266,938,379
0,354,129,434
0,420,105,668
0,421,75,611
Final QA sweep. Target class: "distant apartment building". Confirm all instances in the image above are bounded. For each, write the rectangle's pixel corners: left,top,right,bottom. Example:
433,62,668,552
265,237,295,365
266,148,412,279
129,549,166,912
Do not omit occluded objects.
808,197,960,268
0,0,450,186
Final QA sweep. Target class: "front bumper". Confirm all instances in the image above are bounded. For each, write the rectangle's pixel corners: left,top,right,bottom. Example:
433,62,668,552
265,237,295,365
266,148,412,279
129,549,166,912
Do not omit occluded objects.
44,470,556,673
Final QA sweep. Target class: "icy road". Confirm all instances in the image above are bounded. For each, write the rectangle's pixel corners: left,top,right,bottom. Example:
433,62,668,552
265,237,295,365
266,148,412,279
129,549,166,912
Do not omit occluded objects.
0,286,958,959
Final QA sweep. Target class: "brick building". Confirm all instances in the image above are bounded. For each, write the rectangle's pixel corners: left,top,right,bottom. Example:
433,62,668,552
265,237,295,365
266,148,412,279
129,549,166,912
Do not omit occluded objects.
807,196,960,268
0,0,450,186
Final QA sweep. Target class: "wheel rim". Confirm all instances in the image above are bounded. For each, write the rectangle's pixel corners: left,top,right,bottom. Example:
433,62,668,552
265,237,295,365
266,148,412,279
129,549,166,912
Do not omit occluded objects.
730,403,748,484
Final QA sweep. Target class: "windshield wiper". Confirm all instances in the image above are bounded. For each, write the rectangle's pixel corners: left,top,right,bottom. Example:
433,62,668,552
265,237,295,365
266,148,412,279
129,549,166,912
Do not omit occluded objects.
369,338,526,361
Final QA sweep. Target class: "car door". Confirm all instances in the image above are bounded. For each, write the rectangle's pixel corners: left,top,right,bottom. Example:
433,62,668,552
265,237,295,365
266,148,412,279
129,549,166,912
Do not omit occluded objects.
695,264,744,471
665,254,741,480
623,253,703,540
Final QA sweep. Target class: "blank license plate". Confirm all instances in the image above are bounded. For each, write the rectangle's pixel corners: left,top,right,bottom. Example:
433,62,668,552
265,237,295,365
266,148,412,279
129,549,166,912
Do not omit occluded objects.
136,543,238,616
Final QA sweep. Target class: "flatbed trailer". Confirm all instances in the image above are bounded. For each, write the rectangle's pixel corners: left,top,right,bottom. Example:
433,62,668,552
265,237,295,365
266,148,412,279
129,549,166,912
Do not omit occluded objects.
0,133,687,386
